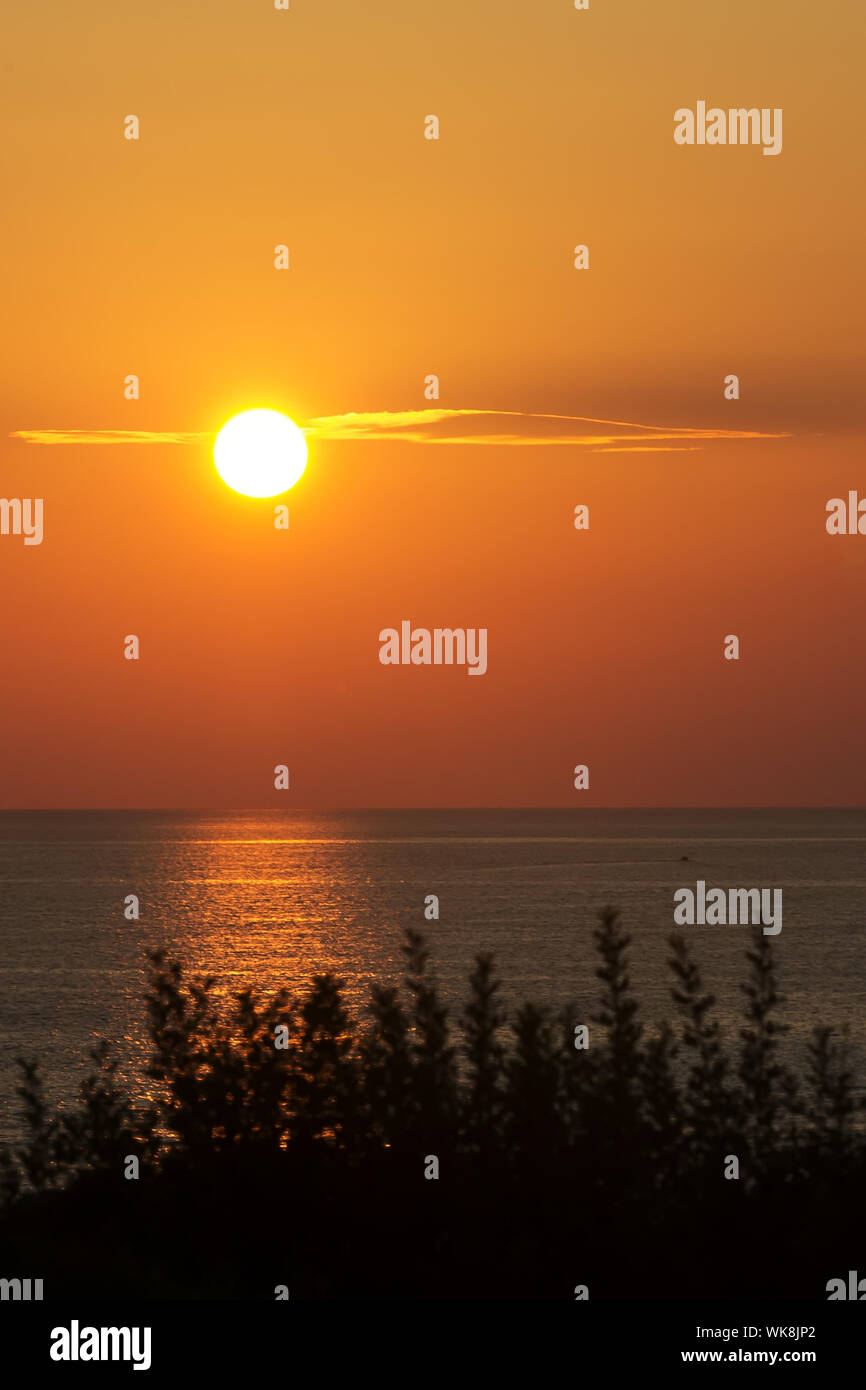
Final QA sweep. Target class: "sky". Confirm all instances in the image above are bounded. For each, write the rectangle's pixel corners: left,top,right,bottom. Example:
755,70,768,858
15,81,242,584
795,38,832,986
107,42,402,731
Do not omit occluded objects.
1,0,865,808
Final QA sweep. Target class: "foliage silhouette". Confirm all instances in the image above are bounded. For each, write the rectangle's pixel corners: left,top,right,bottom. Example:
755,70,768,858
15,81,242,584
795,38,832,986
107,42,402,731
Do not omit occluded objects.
1,910,864,1299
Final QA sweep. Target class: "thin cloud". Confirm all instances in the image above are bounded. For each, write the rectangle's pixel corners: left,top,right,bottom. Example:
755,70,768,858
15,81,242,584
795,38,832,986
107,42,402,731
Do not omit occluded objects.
9,408,789,451
303,409,786,448
9,429,206,445
590,445,704,454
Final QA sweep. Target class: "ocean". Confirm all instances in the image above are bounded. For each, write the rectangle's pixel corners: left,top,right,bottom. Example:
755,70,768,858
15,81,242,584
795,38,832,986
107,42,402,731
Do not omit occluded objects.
1,808,865,1143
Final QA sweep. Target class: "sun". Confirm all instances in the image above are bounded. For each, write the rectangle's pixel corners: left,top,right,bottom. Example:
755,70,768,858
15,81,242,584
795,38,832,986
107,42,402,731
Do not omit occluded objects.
213,408,308,497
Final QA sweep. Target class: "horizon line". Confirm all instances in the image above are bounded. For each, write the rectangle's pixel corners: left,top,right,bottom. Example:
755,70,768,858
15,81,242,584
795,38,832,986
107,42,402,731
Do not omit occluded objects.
0,805,862,814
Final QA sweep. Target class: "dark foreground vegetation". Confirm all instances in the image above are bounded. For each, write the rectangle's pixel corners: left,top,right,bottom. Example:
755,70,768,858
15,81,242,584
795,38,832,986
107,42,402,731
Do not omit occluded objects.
1,911,863,1299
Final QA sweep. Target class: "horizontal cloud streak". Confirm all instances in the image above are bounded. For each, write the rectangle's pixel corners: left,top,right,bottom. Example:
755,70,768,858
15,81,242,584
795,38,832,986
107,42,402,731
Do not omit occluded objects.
304,409,786,448
10,408,789,451
9,429,206,445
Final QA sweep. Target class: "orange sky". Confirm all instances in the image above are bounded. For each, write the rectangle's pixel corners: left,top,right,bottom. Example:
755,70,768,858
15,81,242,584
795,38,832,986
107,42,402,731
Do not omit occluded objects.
1,0,865,808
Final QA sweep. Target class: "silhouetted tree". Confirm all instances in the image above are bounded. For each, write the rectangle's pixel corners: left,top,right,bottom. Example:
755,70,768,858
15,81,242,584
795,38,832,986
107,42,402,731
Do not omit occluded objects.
738,930,792,1166
668,932,736,1162
289,973,359,1155
401,928,457,1146
462,952,505,1157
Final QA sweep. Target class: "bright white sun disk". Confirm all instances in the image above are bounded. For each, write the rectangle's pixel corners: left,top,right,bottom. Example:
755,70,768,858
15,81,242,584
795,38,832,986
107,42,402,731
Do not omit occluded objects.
214,409,308,497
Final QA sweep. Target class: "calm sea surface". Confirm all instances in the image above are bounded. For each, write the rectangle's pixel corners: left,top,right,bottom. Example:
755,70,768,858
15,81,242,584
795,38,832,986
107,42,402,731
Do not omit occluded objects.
1,808,865,1142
